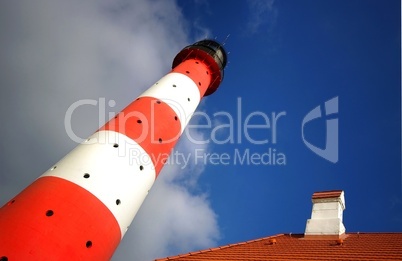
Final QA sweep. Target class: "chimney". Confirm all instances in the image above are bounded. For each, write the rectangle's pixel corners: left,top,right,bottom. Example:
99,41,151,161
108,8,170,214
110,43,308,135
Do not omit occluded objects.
304,190,346,238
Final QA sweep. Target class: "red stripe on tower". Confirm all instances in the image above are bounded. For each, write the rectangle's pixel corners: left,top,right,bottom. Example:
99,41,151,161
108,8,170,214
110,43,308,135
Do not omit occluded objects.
0,40,227,261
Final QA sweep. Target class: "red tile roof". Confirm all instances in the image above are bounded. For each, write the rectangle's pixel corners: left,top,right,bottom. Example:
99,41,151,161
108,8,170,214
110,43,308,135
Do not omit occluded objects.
312,190,343,199
155,233,402,260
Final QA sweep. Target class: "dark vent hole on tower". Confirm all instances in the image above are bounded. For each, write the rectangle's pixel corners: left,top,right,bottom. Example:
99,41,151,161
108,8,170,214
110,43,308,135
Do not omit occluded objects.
137,119,142,124
174,116,178,121
86,241,92,248
156,100,161,104
158,138,162,143
139,165,144,171
173,84,177,87
186,71,190,74
50,166,57,171
198,82,201,86
0,256,8,261
187,98,191,102
116,199,121,205
83,173,90,179
206,71,209,75
195,61,199,64
46,210,54,217
113,143,119,148
7,200,15,206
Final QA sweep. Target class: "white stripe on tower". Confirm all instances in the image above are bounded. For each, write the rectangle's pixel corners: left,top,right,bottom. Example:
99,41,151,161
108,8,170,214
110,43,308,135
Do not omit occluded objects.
139,72,201,133
41,130,156,238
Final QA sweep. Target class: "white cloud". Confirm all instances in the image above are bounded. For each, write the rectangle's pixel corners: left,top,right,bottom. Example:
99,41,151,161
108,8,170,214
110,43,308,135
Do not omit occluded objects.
0,1,219,260
247,0,277,34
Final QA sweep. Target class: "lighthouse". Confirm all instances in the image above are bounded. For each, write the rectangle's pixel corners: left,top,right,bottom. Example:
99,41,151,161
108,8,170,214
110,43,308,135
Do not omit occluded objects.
0,40,227,260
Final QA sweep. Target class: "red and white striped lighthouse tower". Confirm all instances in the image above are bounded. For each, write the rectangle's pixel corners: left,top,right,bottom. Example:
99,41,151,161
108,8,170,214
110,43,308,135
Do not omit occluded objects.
0,40,227,260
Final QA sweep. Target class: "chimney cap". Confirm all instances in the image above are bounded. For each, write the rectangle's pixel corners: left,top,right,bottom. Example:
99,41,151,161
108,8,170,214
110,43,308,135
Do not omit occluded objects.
312,190,343,200
311,190,345,210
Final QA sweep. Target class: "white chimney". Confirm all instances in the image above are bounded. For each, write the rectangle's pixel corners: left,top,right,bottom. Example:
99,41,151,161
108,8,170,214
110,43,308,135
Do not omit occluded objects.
304,190,346,238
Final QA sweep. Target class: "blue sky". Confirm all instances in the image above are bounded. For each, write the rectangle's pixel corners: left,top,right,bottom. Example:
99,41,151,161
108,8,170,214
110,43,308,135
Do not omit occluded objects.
0,1,400,260
178,0,401,244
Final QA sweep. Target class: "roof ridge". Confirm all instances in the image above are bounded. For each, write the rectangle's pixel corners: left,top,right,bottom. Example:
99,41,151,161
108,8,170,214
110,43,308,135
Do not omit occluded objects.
154,234,286,260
